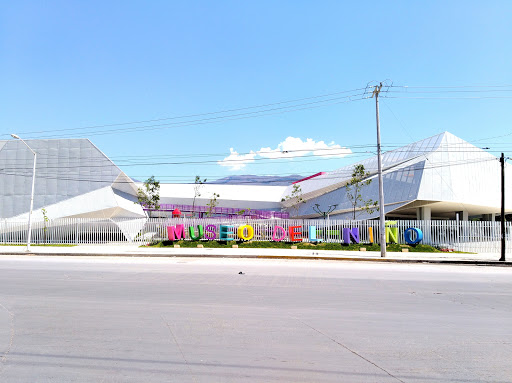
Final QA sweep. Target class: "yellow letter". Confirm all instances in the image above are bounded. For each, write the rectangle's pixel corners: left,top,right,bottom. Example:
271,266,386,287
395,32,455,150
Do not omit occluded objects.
237,225,254,241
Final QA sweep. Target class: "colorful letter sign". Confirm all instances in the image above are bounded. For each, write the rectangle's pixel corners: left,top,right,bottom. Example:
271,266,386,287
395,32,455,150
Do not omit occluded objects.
404,228,423,244
308,226,321,242
272,226,286,241
385,227,398,244
167,224,185,241
343,227,360,244
219,225,234,241
237,225,254,241
165,221,425,245
188,225,204,240
289,226,302,242
205,224,217,239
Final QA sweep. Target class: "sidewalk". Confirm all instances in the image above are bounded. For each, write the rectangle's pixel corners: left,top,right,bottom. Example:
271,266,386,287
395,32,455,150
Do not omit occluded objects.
0,244,511,265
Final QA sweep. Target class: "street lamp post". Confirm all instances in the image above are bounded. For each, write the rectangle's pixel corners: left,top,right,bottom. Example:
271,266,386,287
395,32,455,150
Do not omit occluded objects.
312,204,338,219
312,204,338,242
11,134,37,251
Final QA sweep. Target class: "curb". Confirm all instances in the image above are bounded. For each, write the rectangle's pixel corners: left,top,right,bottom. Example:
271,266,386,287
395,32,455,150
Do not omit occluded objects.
0,251,511,266
255,255,512,266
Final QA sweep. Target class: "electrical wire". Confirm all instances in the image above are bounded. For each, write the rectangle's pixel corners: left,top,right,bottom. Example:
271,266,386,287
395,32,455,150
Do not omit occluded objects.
390,84,512,89
1,140,506,165
3,82,510,140
8,92,367,139
0,157,498,185
0,87,367,137
0,146,501,172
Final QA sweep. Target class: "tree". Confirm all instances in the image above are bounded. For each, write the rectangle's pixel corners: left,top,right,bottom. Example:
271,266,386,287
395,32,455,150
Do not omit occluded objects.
206,192,220,217
237,208,251,216
346,164,378,219
41,208,49,244
192,176,206,217
136,176,161,216
281,184,306,217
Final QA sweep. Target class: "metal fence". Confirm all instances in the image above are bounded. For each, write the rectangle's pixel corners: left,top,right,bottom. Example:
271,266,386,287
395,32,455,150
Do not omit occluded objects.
1,218,511,253
146,204,289,219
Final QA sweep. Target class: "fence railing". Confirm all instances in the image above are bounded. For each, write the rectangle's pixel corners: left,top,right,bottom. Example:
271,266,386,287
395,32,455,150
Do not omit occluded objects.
145,204,290,219
1,218,511,253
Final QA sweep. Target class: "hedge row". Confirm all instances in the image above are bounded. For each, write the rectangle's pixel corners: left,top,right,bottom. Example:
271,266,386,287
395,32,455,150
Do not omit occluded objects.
146,240,442,252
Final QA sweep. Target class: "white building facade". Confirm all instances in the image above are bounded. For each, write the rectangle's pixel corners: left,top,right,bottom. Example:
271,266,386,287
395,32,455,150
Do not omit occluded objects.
1,132,509,223
283,132,511,221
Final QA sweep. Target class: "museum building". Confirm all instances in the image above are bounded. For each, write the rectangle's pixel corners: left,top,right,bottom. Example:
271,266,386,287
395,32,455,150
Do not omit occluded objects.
0,132,509,222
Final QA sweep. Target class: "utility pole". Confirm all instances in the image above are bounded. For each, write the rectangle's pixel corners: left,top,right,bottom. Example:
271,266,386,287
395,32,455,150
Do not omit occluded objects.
500,153,506,261
372,83,386,258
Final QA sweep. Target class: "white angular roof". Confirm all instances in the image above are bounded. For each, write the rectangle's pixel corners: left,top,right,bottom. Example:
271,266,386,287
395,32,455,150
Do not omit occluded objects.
287,132,447,201
0,138,143,219
286,132,511,219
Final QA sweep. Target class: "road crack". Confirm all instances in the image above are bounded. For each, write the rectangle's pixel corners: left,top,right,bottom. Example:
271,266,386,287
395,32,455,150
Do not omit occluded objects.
0,302,15,371
161,315,197,383
293,316,406,383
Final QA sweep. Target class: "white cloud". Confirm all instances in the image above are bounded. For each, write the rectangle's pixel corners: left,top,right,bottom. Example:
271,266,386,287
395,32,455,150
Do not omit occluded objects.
217,148,256,171
219,137,351,171
258,137,351,159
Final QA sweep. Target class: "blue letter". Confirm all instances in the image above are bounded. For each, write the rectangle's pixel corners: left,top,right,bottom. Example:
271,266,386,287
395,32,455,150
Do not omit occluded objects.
404,228,423,244
219,225,234,241
308,226,322,242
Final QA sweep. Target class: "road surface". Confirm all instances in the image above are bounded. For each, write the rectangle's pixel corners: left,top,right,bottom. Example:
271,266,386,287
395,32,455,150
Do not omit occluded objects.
0,255,511,382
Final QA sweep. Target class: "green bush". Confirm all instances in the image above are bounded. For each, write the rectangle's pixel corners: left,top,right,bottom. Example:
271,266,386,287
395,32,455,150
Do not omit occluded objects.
144,240,442,252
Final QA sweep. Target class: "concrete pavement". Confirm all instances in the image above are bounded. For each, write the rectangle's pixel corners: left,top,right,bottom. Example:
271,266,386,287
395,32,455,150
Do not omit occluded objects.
0,243,510,265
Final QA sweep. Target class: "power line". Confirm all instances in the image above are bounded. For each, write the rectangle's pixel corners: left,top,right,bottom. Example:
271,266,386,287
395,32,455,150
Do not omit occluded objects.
386,89,512,94
390,84,512,89
0,157,498,184
1,139,504,164
4,82,510,140
37,94,367,139
381,95,512,100
7,92,367,139
0,147,501,171
1,87,367,137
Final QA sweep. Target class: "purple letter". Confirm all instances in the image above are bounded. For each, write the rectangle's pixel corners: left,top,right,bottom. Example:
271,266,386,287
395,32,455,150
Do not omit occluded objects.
205,224,217,240
343,228,360,244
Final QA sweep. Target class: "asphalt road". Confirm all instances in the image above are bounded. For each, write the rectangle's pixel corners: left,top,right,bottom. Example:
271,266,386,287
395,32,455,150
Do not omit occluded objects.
0,256,511,383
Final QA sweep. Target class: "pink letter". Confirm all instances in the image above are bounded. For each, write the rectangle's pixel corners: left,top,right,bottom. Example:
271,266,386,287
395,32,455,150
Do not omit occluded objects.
167,224,185,241
272,226,286,241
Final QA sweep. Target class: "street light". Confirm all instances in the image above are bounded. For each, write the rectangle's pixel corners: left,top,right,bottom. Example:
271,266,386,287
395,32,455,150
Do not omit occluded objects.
11,134,37,251
312,203,338,220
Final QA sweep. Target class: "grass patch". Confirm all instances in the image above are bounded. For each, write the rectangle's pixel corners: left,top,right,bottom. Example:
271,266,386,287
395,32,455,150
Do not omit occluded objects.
143,240,444,252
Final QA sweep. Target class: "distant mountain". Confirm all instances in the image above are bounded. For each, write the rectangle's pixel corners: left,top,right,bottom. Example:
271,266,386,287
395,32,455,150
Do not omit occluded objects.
210,174,304,186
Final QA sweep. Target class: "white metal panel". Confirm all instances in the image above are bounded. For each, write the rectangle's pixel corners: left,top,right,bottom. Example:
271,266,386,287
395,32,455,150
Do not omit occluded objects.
0,139,123,218
156,183,287,208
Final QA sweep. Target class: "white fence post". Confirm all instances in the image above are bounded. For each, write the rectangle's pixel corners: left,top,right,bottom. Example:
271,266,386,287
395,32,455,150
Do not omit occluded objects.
0,217,508,252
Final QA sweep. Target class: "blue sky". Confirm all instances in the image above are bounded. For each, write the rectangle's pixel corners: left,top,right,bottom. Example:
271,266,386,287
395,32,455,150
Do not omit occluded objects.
1,0,511,183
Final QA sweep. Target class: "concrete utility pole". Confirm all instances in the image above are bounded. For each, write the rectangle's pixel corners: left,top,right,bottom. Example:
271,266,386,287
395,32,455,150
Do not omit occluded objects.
372,83,386,258
500,153,506,262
